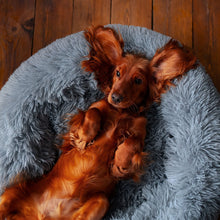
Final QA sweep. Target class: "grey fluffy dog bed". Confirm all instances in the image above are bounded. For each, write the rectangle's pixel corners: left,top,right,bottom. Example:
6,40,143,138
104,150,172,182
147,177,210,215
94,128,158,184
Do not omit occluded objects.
0,24,220,220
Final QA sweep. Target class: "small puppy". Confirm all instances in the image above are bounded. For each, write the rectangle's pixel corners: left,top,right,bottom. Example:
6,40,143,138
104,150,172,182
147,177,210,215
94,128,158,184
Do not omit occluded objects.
0,26,196,220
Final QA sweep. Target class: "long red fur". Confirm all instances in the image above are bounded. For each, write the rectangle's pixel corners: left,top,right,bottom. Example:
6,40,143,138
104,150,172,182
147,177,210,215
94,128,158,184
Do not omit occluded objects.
0,25,197,220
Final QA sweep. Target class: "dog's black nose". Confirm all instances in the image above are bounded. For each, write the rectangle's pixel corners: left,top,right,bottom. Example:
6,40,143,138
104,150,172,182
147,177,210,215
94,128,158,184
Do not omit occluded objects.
111,93,123,104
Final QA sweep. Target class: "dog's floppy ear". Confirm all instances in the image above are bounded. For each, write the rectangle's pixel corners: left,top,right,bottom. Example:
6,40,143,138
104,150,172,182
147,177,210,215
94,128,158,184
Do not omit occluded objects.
82,25,124,93
149,39,197,101
83,25,124,66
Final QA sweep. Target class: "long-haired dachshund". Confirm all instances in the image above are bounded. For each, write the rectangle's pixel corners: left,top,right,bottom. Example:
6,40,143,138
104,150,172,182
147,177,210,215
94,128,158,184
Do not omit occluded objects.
0,26,196,220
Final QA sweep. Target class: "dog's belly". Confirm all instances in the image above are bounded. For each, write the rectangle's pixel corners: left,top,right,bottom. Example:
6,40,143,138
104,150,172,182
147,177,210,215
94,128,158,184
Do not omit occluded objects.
37,194,79,219
36,159,113,218
35,141,116,218
71,142,116,195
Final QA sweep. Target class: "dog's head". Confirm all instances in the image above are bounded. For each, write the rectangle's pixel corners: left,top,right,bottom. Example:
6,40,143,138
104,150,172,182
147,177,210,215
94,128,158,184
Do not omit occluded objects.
107,54,150,109
82,26,197,111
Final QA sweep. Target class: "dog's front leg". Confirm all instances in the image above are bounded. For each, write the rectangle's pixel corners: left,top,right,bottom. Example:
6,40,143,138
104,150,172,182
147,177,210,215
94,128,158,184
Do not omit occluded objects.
71,107,102,150
111,117,148,180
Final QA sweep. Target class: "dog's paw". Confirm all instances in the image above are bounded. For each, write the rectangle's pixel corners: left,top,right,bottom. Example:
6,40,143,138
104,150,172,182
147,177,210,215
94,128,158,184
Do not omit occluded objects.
69,108,101,150
111,138,146,179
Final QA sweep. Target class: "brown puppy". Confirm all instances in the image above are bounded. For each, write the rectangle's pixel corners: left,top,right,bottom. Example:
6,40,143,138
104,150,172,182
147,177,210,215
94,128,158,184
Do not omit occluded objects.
0,26,196,220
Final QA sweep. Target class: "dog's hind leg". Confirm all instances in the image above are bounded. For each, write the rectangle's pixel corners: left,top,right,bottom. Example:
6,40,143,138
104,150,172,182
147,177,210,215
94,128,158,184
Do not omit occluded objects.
71,193,109,220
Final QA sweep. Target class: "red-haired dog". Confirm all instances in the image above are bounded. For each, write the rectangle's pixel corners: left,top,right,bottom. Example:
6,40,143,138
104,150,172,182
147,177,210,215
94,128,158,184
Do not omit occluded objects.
0,26,196,220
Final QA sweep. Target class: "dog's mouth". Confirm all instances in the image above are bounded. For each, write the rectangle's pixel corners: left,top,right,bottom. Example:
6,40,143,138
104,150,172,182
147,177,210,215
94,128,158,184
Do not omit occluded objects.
107,93,134,109
108,98,140,114
109,101,129,109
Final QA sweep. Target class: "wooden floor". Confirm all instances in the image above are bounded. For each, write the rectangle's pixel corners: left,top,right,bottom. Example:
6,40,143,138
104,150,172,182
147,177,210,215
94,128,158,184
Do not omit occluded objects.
0,1,220,218
0,0,220,91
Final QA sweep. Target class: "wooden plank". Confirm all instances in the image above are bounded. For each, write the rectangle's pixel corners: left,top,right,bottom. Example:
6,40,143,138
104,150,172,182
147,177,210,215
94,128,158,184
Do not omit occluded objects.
193,0,220,91
72,0,111,33
0,0,35,89
111,0,152,29
153,0,192,47
33,0,73,53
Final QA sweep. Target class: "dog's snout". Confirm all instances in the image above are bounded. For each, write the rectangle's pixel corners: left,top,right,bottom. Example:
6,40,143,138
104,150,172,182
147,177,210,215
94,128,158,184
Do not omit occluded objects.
111,93,123,104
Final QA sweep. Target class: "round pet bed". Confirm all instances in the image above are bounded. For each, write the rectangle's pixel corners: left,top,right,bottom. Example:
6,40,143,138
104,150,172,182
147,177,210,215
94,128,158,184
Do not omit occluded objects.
0,24,219,220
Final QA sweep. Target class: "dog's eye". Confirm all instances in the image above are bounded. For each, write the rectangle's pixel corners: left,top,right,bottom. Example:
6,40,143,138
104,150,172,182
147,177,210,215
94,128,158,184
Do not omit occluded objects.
135,78,142,85
116,70,120,77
